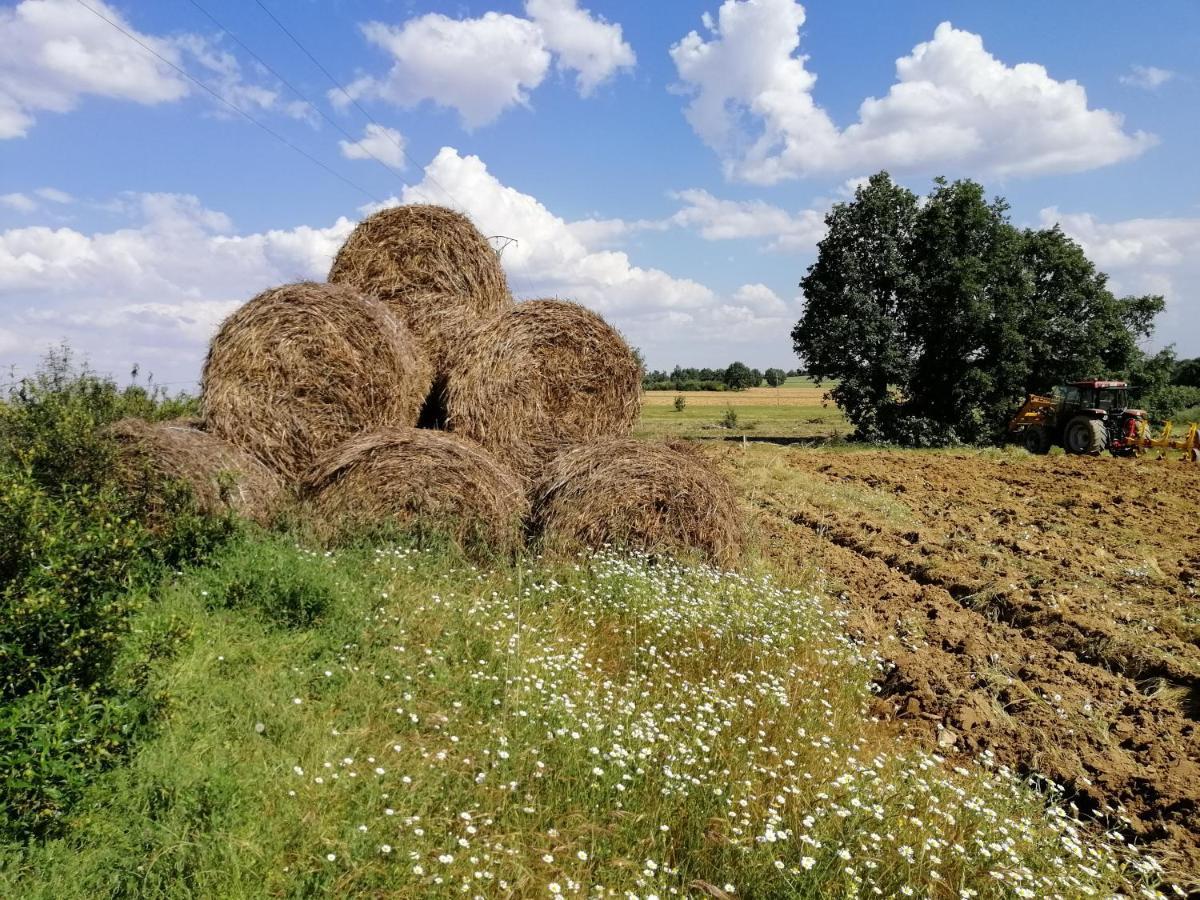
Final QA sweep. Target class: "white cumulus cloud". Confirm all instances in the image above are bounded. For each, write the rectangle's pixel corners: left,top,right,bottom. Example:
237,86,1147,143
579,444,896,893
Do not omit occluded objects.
0,0,314,138
1,186,74,214
668,189,826,251
35,186,72,204
1,193,38,213
340,13,551,129
340,2,634,128
1043,207,1200,354
0,0,189,138
339,123,407,168
525,0,636,96
671,1,1154,183
0,193,353,383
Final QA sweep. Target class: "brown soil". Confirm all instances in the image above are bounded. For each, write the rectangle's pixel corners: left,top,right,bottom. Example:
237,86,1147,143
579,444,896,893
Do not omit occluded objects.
727,446,1200,881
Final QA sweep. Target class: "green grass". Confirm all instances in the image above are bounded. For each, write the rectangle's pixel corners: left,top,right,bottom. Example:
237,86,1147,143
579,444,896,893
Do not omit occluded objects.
0,533,1170,899
635,403,846,441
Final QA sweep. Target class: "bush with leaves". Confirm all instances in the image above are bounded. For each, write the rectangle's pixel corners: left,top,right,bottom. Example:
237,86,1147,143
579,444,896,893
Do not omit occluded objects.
0,350,233,840
765,368,787,387
1143,385,1200,422
1172,357,1200,388
723,362,757,391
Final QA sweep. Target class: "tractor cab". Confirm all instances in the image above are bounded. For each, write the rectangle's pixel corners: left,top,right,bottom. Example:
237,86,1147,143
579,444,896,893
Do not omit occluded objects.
1054,380,1137,417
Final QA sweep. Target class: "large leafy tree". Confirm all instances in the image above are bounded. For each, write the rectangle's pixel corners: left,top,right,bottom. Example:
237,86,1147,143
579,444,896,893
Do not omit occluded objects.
793,173,1165,445
903,178,1028,443
792,172,918,439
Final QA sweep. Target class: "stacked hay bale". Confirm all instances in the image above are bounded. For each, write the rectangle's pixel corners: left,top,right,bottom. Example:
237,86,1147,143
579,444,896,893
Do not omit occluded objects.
106,417,283,526
530,439,742,567
301,427,528,557
201,282,431,483
443,299,643,483
328,205,511,379
122,202,740,563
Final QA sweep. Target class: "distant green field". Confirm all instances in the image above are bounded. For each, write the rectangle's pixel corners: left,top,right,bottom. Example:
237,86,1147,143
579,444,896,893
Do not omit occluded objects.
635,377,847,441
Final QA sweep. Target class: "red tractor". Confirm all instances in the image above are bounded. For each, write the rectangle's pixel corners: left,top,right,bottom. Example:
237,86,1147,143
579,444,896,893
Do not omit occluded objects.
1008,380,1147,456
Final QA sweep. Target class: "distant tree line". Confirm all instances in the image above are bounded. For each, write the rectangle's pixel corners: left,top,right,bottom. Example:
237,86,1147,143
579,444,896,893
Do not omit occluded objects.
792,171,1198,446
642,364,800,392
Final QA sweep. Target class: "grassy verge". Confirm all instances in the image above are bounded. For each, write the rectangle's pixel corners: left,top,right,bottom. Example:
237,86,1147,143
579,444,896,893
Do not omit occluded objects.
1,534,1170,898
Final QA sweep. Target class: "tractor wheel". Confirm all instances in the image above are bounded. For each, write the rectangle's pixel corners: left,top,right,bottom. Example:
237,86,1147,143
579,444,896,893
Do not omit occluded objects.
1023,426,1051,455
1064,416,1106,455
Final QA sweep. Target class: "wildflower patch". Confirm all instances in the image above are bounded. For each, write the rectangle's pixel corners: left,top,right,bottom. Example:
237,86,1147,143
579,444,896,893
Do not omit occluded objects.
4,543,1180,898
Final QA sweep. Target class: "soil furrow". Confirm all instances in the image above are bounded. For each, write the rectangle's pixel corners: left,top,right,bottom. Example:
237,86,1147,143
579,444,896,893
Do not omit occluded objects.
727,446,1200,880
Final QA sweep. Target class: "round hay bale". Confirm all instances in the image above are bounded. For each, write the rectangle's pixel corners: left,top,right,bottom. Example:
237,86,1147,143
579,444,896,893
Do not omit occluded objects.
302,427,529,556
444,299,643,482
107,418,284,525
202,281,432,484
530,438,743,567
327,205,511,373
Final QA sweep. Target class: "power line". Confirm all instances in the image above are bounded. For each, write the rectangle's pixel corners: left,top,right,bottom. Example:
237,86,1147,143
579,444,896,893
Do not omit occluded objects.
73,0,381,204
251,0,465,211
181,0,412,192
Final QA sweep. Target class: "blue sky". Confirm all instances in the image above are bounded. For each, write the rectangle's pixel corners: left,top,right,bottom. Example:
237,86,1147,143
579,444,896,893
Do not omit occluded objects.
1,0,1197,387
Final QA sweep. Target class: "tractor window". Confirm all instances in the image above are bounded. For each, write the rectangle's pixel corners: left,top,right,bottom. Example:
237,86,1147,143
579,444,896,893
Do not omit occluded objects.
1056,386,1081,407
1096,389,1127,411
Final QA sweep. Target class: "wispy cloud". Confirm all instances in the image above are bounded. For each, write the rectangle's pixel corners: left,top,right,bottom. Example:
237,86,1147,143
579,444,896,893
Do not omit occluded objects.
1119,64,1175,90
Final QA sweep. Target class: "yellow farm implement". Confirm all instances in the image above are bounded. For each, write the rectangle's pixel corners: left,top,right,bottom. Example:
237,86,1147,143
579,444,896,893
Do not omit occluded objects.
1128,420,1200,462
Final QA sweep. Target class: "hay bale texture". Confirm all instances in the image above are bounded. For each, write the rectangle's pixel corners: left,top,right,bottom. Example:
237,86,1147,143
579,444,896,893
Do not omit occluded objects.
107,418,284,525
302,427,528,556
444,299,643,482
328,205,511,373
202,282,431,483
530,439,743,566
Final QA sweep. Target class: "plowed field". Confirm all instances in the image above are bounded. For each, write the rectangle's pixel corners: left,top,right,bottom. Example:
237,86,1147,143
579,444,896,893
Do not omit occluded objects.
726,444,1200,878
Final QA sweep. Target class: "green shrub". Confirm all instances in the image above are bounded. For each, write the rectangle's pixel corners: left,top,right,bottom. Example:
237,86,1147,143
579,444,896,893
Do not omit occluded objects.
1141,384,1200,422
1172,404,1200,425
721,407,739,429
673,395,686,412
0,350,232,841
0,346,198,493
0,680,151,840
0,470,149,696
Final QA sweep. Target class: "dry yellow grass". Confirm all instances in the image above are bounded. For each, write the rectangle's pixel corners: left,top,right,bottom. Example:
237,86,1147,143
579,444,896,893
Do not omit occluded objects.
642,385,828,407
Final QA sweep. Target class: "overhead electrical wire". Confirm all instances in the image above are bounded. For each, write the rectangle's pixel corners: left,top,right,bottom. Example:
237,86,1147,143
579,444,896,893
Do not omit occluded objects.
251,0,466,211
75,0,518,284
181,0,417,196
73,0,382,204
